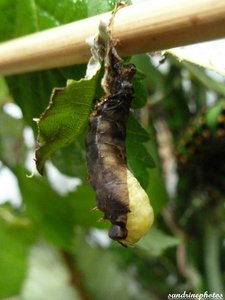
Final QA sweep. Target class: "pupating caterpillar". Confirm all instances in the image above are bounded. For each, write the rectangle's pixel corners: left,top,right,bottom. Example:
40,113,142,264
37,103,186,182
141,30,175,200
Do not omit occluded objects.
176,100,225,197
86,20,154,246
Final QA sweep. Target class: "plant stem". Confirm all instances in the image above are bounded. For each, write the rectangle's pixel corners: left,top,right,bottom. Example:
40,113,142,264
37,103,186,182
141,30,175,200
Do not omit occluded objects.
204,222,224,294
61,250,90,300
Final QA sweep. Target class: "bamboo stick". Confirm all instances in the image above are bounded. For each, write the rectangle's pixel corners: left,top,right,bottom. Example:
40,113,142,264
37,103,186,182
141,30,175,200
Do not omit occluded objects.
0,0,225,75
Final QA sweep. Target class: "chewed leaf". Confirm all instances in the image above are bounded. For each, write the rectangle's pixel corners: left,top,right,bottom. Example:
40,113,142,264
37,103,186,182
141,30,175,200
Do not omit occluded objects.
35,73,99,174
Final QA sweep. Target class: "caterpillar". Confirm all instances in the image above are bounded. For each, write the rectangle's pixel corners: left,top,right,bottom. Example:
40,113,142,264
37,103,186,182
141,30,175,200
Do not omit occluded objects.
176,100,225,197
86,29,154,246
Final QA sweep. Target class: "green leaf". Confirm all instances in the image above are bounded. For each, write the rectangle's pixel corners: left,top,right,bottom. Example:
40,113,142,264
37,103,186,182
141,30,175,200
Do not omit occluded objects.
5,67,86,132
35,73,99,175
16,166,106,250
51,132,87,179
130,54,163,90
87,0,117,16
147,168,169,216
1,0,115,133
0,0,116,43
136,228,180,256
0,204,35,299
16,166,76,250
130,54,163,109
127,114,155,189
183,62,225,97
168,41,225,77
144,126,169,215
205,99,225,131
131,74,148,109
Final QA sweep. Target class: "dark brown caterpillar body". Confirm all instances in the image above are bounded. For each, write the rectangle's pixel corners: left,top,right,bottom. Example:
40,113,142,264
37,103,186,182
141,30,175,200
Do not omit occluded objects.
86,11,154,245
86,62,136,242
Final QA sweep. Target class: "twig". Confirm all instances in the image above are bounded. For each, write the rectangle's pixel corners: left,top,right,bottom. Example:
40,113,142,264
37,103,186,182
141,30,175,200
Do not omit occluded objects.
61,250,90,300
0,0,225,75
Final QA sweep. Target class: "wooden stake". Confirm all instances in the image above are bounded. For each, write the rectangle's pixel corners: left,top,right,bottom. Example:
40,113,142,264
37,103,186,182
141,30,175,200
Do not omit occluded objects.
0,0,225,75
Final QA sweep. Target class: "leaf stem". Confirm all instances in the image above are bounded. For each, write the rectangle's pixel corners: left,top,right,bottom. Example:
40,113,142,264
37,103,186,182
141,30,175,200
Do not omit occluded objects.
204,222,224,294
61,250,90,300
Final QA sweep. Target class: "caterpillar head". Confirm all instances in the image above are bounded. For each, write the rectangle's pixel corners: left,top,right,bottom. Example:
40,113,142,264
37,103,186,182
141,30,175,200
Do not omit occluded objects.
108,169,154,246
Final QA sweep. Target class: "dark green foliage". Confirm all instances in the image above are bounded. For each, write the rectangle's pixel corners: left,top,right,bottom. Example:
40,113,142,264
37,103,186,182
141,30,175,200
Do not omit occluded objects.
0,204,35,298
176,100,225,199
